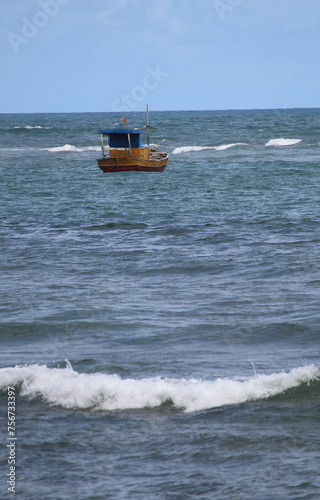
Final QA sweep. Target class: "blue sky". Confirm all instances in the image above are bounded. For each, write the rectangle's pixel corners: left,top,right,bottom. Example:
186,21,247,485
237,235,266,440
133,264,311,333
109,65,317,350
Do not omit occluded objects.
1,0,320,112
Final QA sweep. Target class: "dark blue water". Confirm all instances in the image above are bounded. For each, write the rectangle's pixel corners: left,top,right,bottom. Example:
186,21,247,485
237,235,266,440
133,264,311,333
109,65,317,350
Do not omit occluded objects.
1,109,320,499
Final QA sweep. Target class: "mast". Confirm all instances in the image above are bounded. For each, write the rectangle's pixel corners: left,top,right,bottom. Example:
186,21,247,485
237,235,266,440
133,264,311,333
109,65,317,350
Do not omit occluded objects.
146,104,150,147
145,104,150,160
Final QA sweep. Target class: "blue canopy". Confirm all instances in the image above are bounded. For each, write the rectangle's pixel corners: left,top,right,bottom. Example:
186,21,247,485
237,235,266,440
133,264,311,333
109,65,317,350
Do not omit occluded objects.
97,129,144,149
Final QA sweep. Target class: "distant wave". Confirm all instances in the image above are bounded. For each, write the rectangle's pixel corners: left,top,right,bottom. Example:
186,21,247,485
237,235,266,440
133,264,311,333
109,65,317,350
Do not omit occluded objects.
14,125,50,130
172,143,246,154
0,145,101,153
0,363,318,413
215,143,247,151
265,138,302,147
173,146,216,154
46,144,101,152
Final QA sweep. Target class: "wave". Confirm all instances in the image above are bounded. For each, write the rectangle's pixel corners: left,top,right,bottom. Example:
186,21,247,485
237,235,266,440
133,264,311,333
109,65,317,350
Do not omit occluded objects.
173,146,216,154
265,138,302,147
0,363,318,413
45,144,101,153
14,125,50,130
172,143,246,154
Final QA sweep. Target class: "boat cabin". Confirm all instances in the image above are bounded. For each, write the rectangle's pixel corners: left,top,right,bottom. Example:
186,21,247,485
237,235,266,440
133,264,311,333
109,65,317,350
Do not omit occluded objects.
97,129,151,160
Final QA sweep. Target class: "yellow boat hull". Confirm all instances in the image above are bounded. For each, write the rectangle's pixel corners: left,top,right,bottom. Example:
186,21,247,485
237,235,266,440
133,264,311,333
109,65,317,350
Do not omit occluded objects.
97,150,169,172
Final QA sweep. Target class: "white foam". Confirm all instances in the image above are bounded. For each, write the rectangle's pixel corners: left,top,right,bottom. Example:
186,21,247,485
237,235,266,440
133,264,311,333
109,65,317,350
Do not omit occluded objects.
0,364,318,413
172,143,246,154
45,144,101,152
173,146,215,154
14,125,48,129
214,142,246,151
265,138,302,147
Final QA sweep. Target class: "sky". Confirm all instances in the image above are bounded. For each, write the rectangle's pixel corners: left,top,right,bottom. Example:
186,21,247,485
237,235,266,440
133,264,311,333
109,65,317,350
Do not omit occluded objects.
1,0,320,113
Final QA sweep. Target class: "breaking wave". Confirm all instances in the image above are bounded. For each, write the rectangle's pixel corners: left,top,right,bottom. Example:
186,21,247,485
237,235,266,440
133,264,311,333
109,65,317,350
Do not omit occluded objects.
14,125,50,130
265,138,302,147
45,144,101,153
172,143,246,154
0,363,318,413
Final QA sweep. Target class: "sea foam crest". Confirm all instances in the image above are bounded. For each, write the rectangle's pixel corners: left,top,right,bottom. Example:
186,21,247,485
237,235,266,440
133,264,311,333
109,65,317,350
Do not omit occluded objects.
265,138,302,147
0,364,318,413
46,144,101,152
172,143,246,154
14,125,48,129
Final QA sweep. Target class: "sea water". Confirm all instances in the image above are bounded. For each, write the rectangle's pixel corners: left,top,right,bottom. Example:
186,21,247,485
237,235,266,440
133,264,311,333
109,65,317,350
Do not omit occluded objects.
0,109,320,499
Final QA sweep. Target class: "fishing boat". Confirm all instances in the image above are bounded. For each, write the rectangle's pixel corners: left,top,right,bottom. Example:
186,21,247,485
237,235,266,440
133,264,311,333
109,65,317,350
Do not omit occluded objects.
97,106,169,172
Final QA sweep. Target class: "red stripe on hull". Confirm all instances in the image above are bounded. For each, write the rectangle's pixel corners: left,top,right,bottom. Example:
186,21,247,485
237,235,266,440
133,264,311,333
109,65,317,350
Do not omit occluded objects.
97,156,168,173
98,165,166,173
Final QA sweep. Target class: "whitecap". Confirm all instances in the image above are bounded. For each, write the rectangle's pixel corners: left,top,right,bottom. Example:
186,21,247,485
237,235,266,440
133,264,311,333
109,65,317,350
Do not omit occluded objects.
172,146,213,154
14,125,48,129
45,144,101,152
214,142,247,151
172,143,246,154
0,364,318,413
265,138,302,147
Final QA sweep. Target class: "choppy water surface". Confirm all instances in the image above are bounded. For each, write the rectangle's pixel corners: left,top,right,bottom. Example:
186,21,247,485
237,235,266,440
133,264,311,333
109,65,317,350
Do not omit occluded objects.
1,109,320,499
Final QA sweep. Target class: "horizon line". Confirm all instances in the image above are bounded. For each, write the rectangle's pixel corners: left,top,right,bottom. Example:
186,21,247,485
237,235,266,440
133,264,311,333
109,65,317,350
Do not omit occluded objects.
1,106,320,115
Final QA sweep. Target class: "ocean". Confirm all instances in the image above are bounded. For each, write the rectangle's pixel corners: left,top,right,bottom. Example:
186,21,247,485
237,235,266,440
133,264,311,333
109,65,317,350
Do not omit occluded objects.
0,108,319,499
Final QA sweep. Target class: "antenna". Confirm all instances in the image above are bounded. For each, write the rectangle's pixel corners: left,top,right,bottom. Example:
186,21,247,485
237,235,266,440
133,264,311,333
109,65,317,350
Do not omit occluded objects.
145,105,150,146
